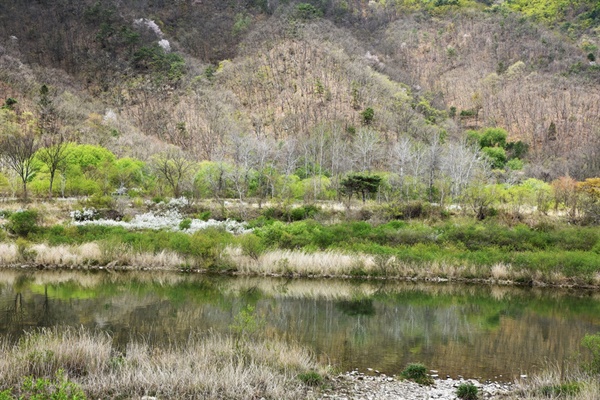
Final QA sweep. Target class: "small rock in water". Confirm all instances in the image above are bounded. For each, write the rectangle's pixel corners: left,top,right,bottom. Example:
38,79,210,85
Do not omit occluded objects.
520,374,527,379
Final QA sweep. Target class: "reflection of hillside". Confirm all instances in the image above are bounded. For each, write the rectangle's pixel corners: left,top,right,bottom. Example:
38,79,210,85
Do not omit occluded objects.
1,270,600,380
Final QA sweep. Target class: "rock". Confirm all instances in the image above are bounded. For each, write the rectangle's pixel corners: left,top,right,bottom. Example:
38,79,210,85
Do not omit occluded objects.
318,373,516,400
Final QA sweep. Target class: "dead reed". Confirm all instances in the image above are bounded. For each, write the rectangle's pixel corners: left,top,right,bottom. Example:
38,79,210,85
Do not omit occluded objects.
0,326,325,399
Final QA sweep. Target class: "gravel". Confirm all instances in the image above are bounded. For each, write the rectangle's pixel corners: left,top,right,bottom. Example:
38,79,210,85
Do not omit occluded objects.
317,370,516,400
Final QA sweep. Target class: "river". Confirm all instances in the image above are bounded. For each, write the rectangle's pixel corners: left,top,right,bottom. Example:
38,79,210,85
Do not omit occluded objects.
1,270,599,381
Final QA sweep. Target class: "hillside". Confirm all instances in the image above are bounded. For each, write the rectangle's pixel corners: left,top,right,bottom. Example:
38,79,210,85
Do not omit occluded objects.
0,0,598,193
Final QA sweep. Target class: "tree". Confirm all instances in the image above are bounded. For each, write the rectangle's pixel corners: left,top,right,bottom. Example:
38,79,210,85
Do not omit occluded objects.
36,84,70,198
0,111,40,200
551,176,578,220
361,107,375,125
340,173,382,203
577,178,600,224
152,149,195,198
352,128,381,173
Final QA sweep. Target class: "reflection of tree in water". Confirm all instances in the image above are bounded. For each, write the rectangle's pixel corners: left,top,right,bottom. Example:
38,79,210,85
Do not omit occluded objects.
336,298,375,317
3,292,25,327
1,284,56,337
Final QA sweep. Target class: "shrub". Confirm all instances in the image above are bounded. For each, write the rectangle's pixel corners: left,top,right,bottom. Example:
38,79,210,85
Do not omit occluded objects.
189,228,233,270
179,218,192,231
238,233,265,260
582,333,600,374
400,363,433,385
1,369,86,400
456,382,479,400
83,194,115,210
297,371,323,386
294,3,322,20
16,238,36,262
70,208,98,222
7,210,39,237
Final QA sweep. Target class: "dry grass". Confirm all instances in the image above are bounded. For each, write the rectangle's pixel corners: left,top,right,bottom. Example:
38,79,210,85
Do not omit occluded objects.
231,247,372,277
0,239,598,289
0,243,17,264
0,327,324,399
0,242,184,271
505,363,600,400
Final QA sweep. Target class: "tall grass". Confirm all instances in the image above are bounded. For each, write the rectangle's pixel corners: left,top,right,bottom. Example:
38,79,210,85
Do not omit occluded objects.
0,327,325,399
507,363,600,400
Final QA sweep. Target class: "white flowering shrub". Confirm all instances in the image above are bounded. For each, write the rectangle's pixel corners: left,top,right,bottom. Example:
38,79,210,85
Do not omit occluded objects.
145,197,190,215
70,207,99,222
71,205,251,235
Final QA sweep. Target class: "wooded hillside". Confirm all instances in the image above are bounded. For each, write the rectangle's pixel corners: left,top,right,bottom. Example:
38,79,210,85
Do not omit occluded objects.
0,0,598,198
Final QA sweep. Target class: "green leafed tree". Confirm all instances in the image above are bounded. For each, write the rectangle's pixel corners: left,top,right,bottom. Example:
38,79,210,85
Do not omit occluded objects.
340,173,382,203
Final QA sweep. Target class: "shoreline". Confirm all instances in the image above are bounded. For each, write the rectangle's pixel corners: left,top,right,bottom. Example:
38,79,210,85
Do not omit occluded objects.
4,257,600,291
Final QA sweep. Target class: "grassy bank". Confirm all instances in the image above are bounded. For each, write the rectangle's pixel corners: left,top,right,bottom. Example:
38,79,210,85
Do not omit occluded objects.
0,327,325,399
1,202,600,287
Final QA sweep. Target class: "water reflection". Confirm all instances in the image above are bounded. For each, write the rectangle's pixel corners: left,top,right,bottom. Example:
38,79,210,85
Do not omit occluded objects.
1,270,600,380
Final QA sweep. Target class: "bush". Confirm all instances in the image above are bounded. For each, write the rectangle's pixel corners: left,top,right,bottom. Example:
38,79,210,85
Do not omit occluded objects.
582,333,600,374
7,210,39,237
400,363,433,385
0,369,86,400
297,371,323,386
238,233,265,260
83,194,115,210
456,382,479,400
179,218,192,231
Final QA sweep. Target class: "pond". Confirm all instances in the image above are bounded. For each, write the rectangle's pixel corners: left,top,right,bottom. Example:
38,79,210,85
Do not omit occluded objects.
1,270,599,381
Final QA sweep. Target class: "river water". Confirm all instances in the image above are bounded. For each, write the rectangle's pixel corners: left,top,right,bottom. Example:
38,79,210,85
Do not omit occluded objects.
1,270,599,381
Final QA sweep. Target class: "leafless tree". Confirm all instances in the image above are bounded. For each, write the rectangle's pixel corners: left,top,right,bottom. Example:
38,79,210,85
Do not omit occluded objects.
152,148,196,198
0,130,39,201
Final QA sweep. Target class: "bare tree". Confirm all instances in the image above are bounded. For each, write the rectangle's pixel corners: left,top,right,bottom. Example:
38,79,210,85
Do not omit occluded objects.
36,85,70,198
152,148,196,198
441,140,487,200
0,129,39,201
352,127,382,173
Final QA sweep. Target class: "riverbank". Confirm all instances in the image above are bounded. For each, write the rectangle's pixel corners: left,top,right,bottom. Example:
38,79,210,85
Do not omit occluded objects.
2,327,598,400
1,199,599,289
2,241,600,290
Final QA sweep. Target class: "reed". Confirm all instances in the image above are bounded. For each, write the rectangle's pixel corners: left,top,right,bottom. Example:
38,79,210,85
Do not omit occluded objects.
0,327,325,399
507,362,599,400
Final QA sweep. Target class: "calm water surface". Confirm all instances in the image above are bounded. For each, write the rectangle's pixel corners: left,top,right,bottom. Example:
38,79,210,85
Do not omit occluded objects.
1,270,599,381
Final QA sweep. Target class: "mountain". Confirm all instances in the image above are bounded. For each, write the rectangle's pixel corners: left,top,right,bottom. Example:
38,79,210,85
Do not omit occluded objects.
0,0,598,180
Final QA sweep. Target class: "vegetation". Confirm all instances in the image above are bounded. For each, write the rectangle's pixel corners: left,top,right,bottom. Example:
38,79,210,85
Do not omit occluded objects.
456,382,479,400
0,1,599,395
0,196,598,286
0,327,325,399
400,363,434,385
